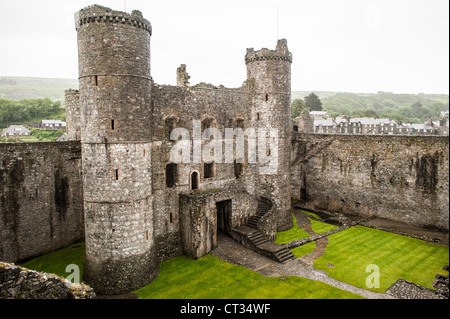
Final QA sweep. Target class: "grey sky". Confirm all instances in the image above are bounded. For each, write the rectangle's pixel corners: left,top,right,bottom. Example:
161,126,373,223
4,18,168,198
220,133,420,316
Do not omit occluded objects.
0,0,448,94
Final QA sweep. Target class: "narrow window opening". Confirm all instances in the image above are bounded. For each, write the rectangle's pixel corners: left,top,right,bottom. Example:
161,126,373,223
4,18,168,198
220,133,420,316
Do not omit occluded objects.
236,119,244,129
165,163,178,188
111,119,115,131
265,94,269,101
234,159,244,179
115,169,119,180
169,213,173,224
256,112,260,121
93,75,98,86
165,118,176,140
145,230,149,241
191,171,199,190
204,161,214,179
143,149,146,157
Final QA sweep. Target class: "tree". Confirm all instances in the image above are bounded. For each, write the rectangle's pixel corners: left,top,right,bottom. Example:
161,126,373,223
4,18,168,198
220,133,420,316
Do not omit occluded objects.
411,101,423,118
291,99,305,118
304,93,322,111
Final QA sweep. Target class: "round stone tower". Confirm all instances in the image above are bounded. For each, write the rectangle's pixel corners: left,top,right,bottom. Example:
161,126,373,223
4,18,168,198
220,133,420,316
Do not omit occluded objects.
245,39,293,231
75,5,158,294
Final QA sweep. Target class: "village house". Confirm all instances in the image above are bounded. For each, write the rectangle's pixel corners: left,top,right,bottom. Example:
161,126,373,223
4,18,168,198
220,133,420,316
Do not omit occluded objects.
1,125,31,138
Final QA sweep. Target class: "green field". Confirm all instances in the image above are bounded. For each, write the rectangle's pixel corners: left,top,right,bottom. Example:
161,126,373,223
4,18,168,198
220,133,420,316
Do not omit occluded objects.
0,77,78,101
21,242,85,279
313,226,449,293
19,243,362,299
132,254,362,299
18,219,448,298
274,214,337,245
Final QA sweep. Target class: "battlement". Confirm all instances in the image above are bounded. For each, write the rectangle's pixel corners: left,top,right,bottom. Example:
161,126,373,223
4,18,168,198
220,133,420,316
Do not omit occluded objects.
64,89,79,95
75,5,152,34
245,39,292,64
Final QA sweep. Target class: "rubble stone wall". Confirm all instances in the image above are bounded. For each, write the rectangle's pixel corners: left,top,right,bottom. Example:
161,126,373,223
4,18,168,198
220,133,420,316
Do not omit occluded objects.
291,133,449,231
0,141,84,263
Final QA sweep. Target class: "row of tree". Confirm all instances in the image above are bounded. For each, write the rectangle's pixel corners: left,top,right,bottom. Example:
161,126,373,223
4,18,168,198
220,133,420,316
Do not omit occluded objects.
0,98,64,128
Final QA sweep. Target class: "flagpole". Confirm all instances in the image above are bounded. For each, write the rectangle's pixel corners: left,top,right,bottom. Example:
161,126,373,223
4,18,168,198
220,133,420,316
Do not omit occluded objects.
277,3,279,40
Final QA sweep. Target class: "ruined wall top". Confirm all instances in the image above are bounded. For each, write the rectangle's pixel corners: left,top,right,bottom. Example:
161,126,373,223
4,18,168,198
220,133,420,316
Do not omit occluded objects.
245,39,293,64
75,5,152,34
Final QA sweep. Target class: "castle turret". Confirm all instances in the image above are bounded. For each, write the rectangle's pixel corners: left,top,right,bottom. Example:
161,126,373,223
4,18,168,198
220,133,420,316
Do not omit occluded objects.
245,39,293,231
75,5,158,294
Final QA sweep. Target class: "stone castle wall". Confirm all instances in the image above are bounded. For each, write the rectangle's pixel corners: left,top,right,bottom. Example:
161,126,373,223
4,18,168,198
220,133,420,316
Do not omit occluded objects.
0,262,94,299
65,89,80,140
291,133,449,231
0,141,84,263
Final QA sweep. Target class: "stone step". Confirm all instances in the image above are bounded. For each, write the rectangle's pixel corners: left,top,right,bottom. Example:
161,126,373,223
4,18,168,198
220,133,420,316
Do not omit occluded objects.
274,248,296,263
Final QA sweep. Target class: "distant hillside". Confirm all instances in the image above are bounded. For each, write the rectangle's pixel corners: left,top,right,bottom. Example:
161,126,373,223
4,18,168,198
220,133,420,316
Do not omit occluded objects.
0,77,78,101
292,91,449,122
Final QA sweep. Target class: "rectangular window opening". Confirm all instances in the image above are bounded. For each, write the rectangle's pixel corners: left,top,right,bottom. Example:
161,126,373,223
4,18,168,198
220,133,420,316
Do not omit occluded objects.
115,169,119,180
165,163,178,188
93,75,98,86
169,213,173,224
204,162,214,179
111,119,115,131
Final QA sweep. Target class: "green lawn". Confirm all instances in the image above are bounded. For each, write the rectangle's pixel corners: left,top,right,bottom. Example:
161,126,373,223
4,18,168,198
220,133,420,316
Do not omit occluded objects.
313,226,449,293
274,213,337,258
18,224,449,298
274,214,337,245
19,242,362,299
132,254,363,299
20,242,85,279
274,215,310,244
290,242,316,258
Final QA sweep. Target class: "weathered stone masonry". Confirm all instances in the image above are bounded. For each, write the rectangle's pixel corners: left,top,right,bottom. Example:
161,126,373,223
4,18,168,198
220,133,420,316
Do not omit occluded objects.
69,4,294,295
75,5,158,295
1,4,448,297
291,133,449,231
0,142,83,263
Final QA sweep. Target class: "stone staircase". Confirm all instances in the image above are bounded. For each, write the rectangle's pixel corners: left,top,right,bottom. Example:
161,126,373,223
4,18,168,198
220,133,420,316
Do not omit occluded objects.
230,200,296,264
247,201,271,228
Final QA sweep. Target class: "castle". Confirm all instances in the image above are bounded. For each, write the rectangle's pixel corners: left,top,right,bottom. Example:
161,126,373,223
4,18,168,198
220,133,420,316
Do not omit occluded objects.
66,5,295,294
0,5,448,296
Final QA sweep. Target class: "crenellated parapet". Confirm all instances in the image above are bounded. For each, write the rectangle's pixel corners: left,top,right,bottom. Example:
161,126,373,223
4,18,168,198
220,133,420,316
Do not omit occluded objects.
245,39,293,65
75,5,151,34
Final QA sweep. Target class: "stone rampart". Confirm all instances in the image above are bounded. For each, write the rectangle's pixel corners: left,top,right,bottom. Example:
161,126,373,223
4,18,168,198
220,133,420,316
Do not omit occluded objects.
291,133,449,231
0,141,84,263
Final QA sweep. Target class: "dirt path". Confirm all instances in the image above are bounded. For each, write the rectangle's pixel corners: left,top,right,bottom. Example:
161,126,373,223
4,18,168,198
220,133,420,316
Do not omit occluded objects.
291,209,329,266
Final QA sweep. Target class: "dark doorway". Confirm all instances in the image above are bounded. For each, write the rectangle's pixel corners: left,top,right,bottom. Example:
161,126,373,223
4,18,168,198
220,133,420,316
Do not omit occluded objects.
216,200,232,235
191,171,199,190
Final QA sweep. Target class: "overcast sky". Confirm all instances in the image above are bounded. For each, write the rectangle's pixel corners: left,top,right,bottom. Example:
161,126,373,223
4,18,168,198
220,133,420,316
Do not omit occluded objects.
0,0,448,94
